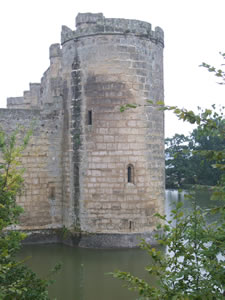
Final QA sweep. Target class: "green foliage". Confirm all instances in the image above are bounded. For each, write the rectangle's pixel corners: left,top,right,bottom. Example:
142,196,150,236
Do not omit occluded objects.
164,105,225,199
120,103,139,112
201,52,225,85
165,134,194,188
0,127,53,299
119,100,163,112
165,115,225,188
112,199,225,299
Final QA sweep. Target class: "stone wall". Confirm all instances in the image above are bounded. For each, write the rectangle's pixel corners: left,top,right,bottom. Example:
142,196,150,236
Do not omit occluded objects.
3,42,65,230
0,108,63,229
62,13,165,233
2,13,165,243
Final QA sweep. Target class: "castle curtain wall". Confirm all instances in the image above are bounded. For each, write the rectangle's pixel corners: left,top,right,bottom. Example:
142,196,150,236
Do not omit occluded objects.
0,108,63,229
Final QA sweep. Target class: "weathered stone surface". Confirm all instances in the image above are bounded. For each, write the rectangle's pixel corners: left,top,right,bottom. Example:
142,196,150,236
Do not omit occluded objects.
3,13,165,247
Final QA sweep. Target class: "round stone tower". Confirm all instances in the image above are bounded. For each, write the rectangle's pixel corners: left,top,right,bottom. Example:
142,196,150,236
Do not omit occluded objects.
61,13,165,244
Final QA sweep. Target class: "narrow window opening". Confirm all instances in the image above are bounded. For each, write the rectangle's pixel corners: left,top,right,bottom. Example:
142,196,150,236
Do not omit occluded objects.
127,164,134,183
128,166,132,183
129,221,132,230
88,110,92,125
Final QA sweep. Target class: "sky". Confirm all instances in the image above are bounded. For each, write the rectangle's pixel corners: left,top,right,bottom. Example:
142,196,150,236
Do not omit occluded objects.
0,0,224,137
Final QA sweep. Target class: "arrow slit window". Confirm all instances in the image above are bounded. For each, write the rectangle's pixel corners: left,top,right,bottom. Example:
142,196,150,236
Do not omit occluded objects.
127,164,134,183
88,110,92,125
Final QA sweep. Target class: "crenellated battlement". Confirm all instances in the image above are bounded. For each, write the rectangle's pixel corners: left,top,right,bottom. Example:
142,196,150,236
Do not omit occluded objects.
7,83,41,109
7,43,62,110
61,13,164,47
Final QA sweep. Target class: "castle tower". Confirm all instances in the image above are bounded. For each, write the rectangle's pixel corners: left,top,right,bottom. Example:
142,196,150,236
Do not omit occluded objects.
4,13,164,247
61,13,165,241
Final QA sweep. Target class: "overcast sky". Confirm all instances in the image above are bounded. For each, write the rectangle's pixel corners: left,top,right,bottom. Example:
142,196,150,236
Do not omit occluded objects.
0,0,224,137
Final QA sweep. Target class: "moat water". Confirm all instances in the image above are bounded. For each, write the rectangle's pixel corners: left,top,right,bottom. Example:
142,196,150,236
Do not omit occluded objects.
17,189,221,300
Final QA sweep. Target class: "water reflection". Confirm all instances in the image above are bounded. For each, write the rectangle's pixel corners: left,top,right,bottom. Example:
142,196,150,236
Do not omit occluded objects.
18,244,156,300
166,189,223,224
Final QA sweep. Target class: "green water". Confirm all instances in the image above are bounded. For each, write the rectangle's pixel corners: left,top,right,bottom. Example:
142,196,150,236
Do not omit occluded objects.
18,244,155,300
18,189,221,300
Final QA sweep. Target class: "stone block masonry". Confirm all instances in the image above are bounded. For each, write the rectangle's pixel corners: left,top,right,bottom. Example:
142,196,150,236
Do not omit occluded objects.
3,13,165,247
0,108,63,229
